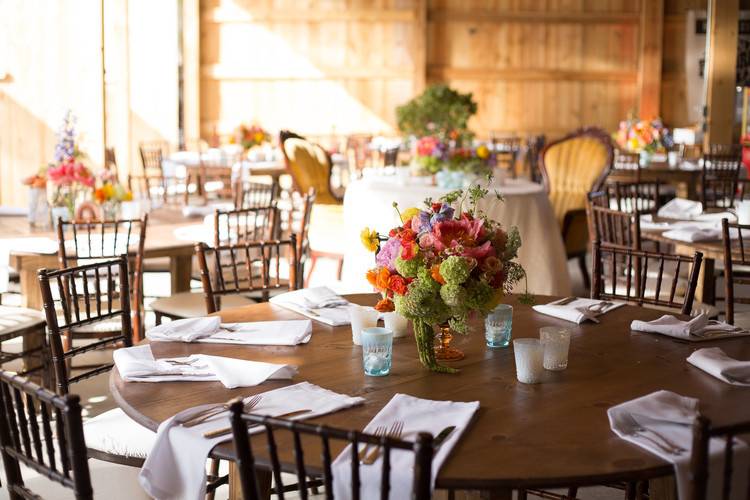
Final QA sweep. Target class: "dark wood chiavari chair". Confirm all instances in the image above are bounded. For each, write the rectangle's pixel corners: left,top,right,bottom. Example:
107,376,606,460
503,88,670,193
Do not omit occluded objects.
611,150,642,179
700,151,742,210
0,307,48,388
199,151,241,204
491,135,522,178
0,371,93,500
687,416,750,500
591,241,703,315
526,134,546,183
720,218,750,327
56,216,147,341
234,180,278,210
595,181,664,214
228,399,434,500
586,201,641,250
196,237,298,315
214,205,278,247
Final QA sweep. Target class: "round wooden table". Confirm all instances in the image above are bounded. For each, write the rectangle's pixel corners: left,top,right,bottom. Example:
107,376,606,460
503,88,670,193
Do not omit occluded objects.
110,295,750,495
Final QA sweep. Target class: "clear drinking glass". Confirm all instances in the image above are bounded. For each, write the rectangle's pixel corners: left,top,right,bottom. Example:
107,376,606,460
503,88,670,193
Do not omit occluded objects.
485,304,513,348
540,327,572,371
383,312,409,338
349,305,379,345
513,338,544,384
361,327,393,376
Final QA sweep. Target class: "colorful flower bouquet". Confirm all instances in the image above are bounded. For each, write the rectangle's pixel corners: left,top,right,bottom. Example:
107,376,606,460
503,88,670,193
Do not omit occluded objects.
361,183,529,373
94,170,133,219
614,118,670,154
235,124,270,151
48,158,95,217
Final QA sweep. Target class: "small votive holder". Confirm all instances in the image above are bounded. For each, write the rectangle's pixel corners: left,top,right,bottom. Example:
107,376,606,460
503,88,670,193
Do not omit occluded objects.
540,326,572,371
349,305,379,346
485,304,513,348
513,338,544,384
383,312,409,338
361,327,393,376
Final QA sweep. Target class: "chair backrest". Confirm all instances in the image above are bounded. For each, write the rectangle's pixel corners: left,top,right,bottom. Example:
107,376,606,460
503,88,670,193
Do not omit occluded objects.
0,371,93,500
586,201,641,250
280,132,340,205
540,127,613,224
701,152,742,210
688,415,750,500
234,180,278,210
527,134,546,183
591,241,702,315
721,218,750,325
38,256,134,395
199,150,242,203
214,206,278,246
56,216,147,339
197,237,298,314
104,147,118,178
228,399,433,500
612,150,641,173
138,141,167,176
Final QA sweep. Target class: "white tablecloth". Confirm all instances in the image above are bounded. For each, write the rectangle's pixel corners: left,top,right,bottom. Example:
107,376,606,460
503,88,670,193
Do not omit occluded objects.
341,177,571,296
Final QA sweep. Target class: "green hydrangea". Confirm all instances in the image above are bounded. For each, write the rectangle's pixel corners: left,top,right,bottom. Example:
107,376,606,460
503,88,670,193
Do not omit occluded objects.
448,314,469,334
439,256,472,285
416,267,440,293
465,279,494,313
439,283,466,307
394,277,451,325
395,255,421,278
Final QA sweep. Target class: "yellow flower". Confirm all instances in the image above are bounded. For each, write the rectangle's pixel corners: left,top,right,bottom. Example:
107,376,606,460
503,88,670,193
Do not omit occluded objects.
253,132,265,144
123,190,133,201
360,227,379,252
400,207,420,223
102,183,115,199
476,145,490,159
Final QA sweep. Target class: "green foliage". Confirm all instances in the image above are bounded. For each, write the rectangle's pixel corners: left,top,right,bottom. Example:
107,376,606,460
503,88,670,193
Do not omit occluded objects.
439,256,472,285
396,85,477,142
395,255,422,278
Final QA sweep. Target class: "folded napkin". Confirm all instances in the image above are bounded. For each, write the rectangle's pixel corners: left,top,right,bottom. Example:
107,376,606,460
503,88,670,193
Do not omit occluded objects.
139,382,364,500
332,394,479,500
146,316,313,345
657,198,703,220
181,202,234,219
662,225,722,242
639,214,673,231
687,347,750,386
630,314,750,341
608,390,749,500
114,345,296,388
532,297,624,324
270,287,351,326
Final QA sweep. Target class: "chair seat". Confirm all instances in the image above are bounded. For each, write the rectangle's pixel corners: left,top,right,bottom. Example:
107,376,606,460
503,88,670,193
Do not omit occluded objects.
84,407,156,463
151,291,255,319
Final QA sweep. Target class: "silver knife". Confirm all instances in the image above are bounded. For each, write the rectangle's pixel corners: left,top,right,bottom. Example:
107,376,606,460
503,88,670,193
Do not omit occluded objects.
433,426,456,449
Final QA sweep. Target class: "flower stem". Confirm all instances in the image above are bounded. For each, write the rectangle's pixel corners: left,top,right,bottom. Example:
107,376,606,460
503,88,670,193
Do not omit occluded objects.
413,320,458,374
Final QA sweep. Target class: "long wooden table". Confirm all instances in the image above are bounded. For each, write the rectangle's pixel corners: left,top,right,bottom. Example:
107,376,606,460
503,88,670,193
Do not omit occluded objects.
110,294,750,498
1,208,200,309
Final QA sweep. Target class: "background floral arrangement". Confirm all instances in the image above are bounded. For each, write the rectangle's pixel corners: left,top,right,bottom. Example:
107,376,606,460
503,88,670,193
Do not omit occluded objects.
361,182,529,373
94,170,132,206
235,124,270,150
415,136,495,176
614,118,672,154
397,84,477,145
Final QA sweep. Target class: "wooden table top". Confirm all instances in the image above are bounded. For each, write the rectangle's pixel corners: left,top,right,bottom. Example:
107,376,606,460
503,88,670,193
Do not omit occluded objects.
110,294,750,490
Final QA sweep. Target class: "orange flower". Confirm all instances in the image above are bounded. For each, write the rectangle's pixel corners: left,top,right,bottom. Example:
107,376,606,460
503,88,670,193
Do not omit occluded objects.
375,267,391,291
375,298,395,312
431,264,446,285
366,269,379,287
94,188,106,204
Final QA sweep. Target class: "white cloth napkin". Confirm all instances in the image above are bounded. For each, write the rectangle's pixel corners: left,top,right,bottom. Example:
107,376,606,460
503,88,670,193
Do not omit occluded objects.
146,316,313,345
608,390,749,500
139,382,364,500
687,347,750,386
270,287,351,326
657,198,704,219
332,394,479,500
630,314,750,341
662,225,722,242
114,345,296,388
532,297,624,324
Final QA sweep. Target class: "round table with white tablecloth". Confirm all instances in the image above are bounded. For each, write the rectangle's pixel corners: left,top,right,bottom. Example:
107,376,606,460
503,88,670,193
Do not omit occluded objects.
341,176,572,296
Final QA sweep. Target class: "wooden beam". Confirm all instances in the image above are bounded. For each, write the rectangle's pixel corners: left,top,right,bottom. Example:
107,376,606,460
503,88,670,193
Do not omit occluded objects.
637,0,663,119
202,7,416,24
428,9,640,24
704,0,739,147
428,67,638,83
201,64,414,81
413,0,427,95
182,0,200,145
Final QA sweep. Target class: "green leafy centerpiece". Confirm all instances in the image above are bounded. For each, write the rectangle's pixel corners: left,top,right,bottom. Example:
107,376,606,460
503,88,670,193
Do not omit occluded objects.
361,183,529,373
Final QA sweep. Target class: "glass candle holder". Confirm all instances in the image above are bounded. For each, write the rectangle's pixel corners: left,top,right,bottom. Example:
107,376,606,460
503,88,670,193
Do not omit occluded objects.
361,327,393,376
513,338,544,384
540,327,572,371
383,312,409,338
349,305,379,345
485,304,513,348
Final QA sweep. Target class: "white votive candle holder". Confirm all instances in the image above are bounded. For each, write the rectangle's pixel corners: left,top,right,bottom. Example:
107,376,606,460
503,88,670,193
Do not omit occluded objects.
349,305,379,345
383,312,409,338
513,338,544,384
540,327,572,371
737,200,750,225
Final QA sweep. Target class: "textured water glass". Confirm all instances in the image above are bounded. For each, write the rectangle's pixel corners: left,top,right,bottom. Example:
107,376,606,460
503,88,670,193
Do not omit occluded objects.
349,305,379,345
485,304,513,348
383,312,409,338
540,327,572,371
361,327,393,376
513,338,544,384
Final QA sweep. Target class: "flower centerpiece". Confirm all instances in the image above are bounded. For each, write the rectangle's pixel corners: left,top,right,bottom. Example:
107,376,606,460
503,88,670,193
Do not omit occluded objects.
361,182,531,373
22,170,49,227
414,137,495,188
234,124,270,151
94,170,133,220
613,117,672,165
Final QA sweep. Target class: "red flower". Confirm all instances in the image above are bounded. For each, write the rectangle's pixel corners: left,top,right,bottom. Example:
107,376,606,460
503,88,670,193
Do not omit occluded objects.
431,202,442,213
389,275,408,295
400,241,417,260
375,298,395,313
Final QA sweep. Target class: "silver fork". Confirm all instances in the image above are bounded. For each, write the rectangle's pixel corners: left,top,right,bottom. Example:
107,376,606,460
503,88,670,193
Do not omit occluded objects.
358,426,385,462
164,359,197,367
363,420,404,465
182,395,263,428
626,427,686,455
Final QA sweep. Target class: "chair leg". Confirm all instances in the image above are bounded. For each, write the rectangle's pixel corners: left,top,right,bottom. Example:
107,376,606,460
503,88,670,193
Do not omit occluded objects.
305,256,318,288
336,257,344,281
567,486,578,499
577,254,590,291
206,458,220,500
518,489,528,500
155,312,163,326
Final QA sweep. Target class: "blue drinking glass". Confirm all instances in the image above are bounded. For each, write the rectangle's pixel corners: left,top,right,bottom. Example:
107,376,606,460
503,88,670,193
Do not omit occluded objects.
361,327,393,376
485,304,513,348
